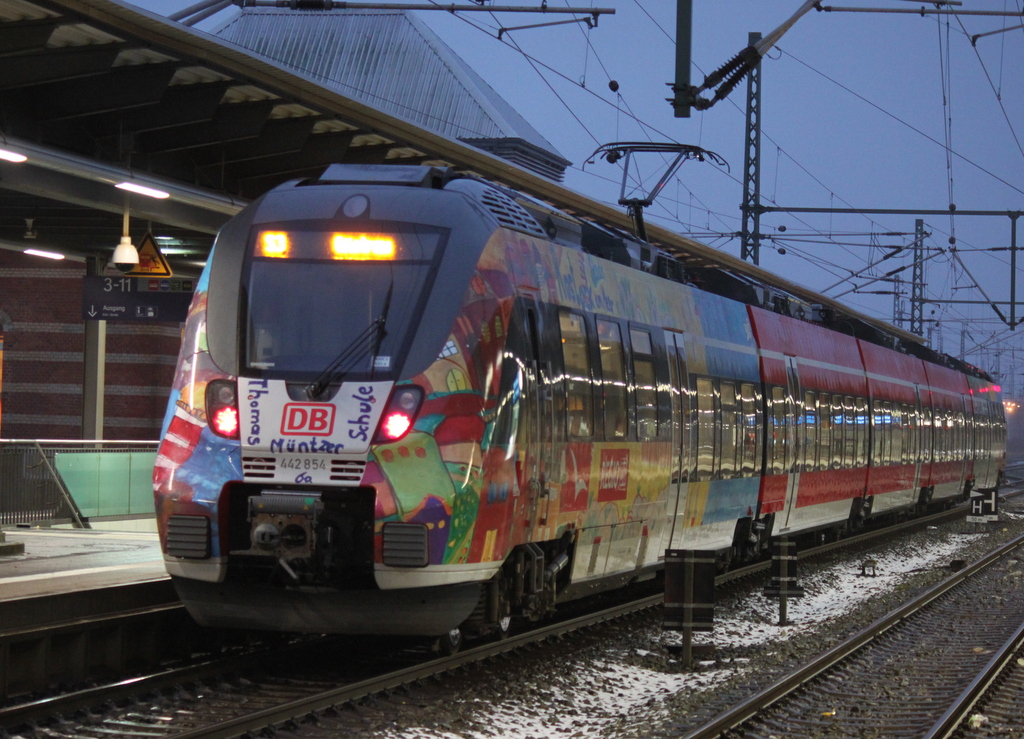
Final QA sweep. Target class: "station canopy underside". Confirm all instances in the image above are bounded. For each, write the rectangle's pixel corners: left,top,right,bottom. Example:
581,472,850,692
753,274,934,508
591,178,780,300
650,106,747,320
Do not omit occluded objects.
0,0,921,344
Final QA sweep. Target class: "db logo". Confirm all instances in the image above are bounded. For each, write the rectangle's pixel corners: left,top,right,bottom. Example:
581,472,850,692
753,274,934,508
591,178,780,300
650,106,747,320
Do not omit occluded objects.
281,403,336,436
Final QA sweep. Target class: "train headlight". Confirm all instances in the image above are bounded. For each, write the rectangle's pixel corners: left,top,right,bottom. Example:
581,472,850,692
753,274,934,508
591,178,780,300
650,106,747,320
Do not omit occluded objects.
374,385,424,443
207,379,240,439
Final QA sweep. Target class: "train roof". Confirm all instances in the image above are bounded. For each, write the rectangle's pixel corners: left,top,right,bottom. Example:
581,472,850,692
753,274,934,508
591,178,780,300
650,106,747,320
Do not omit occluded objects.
306,164,993,383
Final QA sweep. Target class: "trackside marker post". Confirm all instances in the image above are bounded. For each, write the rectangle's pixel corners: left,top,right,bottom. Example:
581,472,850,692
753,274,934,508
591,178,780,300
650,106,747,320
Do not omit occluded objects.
764,537,804,626
664,549,715,669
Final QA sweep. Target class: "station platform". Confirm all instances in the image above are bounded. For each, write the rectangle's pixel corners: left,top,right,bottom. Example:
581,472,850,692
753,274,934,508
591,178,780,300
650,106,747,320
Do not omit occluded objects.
0,527,167,604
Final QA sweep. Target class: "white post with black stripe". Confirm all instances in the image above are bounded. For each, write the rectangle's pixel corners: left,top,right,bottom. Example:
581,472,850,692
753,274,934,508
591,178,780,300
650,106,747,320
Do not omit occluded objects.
764,537,804,625
664,549,715,669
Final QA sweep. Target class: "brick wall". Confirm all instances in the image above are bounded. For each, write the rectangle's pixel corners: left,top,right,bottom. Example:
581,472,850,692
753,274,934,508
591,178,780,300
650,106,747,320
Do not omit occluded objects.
0,249,181,440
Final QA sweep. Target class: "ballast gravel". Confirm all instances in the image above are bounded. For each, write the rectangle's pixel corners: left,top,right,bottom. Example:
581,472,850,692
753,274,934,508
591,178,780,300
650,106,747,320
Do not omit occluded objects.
327,501,1024,739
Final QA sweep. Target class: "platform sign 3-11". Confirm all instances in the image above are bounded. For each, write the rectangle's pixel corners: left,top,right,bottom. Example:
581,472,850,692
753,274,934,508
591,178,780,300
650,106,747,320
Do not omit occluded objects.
82,276,194,322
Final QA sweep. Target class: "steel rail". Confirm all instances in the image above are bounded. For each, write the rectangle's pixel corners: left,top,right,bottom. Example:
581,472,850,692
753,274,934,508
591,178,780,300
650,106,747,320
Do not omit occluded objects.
0,498,1003,735
167,593,662,739
679,532,1024,739
924,620,1024,739
0,635,335,731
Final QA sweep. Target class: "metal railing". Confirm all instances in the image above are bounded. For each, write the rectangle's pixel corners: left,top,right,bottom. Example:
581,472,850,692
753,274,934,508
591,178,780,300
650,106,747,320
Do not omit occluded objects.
0,439,159,527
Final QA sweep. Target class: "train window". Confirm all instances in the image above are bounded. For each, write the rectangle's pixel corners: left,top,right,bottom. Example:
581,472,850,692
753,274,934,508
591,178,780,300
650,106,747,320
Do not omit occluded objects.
870,401,883,466
924,406,934,464
802,391,818,472
908,403,919,464
842,396,856,468
668,335,693,482
884,401,895,465
597,319,628,439
911,403,920,464
629,328,652,355
891,403,903,465
955,410,962,460
769,385,788,476
630,328,658,441
696,377,717,481
854,397,869,467
817,392,831,472
740,383,759,476
558,311,593,438
831,394,845,469
940,406,947,464
720,382,739,478
942,409,951,462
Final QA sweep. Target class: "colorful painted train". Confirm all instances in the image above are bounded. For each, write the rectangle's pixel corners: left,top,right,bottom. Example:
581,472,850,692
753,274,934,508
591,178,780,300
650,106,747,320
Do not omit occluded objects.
154,165,1006,641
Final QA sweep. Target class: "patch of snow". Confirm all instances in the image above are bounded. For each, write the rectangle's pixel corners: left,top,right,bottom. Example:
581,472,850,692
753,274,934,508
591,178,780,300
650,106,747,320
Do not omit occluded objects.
686,534,985,650
383,661,735,739
379,530,1009,739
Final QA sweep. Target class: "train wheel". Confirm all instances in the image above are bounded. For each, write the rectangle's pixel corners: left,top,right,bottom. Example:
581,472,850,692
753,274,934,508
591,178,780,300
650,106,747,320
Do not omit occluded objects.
438,627,464,655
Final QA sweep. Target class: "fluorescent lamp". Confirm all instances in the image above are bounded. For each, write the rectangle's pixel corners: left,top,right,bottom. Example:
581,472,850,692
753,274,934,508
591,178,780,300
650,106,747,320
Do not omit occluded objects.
24,248,65,260
0,148,27,163
116,181,170,199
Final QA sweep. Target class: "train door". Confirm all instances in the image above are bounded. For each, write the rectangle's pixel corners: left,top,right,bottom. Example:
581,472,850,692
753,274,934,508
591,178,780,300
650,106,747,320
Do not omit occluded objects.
776,357,801,532
666,332,692,548
517,303,556,539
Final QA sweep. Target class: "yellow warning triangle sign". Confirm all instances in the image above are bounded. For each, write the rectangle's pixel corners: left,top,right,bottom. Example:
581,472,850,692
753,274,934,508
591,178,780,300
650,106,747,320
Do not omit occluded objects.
126,232,173,277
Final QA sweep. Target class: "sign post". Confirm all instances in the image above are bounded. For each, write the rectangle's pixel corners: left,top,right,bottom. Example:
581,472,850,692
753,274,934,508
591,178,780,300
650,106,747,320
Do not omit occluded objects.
664,549,715,668
764,537,804,626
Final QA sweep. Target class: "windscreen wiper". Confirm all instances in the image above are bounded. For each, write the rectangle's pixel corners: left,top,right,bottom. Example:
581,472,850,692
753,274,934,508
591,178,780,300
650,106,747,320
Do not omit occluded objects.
370,281,393,380
304,281,394,400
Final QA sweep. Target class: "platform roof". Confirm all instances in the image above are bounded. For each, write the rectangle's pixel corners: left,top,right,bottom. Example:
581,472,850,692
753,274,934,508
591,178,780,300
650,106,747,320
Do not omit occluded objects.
0,0,922,344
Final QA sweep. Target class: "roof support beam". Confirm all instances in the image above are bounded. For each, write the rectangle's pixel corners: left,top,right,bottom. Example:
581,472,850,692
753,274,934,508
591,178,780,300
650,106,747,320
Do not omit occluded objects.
193,115,318,166
0,44,124,89
0,18,62,55
138,99,276,152
31,62,178,120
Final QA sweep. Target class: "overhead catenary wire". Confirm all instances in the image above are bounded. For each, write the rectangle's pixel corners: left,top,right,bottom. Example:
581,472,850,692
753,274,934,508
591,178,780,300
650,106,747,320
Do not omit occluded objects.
424,2,1022,366
781,49,1024,199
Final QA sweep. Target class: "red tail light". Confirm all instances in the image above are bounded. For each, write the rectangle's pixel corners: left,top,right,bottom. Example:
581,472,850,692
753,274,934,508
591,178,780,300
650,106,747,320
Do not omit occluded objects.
207,380,240,439
374,385,424,443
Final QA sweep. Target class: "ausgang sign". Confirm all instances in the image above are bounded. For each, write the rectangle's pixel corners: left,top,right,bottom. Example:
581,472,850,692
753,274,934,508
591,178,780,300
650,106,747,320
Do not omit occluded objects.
82,275,194,322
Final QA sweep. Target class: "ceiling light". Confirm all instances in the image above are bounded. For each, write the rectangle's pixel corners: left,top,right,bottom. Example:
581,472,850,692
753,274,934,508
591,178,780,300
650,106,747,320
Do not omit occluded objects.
116,181,170,199
24,248,64,260
0,148,27,163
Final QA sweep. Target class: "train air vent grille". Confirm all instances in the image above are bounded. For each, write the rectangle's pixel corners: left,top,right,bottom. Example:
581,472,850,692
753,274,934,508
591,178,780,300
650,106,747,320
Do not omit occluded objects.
330,460,366,484
382,523,430,567
242,456,275,479
166,515,210,559
478,188,547,237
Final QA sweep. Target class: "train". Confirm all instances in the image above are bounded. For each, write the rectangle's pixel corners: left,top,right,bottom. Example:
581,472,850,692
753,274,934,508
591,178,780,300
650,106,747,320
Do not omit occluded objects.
154,164,1006,646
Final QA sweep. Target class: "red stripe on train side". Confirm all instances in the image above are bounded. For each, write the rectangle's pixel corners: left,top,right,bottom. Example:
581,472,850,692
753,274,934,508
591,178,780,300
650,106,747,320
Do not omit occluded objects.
796,466,867,508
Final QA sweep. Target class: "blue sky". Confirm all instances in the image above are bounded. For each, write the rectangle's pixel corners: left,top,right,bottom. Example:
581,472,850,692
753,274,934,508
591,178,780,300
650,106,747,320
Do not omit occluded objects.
135,0,1024,391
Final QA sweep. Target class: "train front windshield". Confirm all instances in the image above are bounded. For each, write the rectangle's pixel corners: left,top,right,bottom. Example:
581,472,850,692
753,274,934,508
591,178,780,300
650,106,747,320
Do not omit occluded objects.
243,226,445,379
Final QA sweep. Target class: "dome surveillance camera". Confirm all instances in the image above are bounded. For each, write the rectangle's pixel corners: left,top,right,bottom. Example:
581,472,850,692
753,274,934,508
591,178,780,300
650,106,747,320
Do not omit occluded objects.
112,236,139,273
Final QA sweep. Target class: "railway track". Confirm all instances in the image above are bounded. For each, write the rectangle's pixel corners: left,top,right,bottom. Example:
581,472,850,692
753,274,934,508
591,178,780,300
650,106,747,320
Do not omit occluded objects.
0,504,979,738
682,531,1024,739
